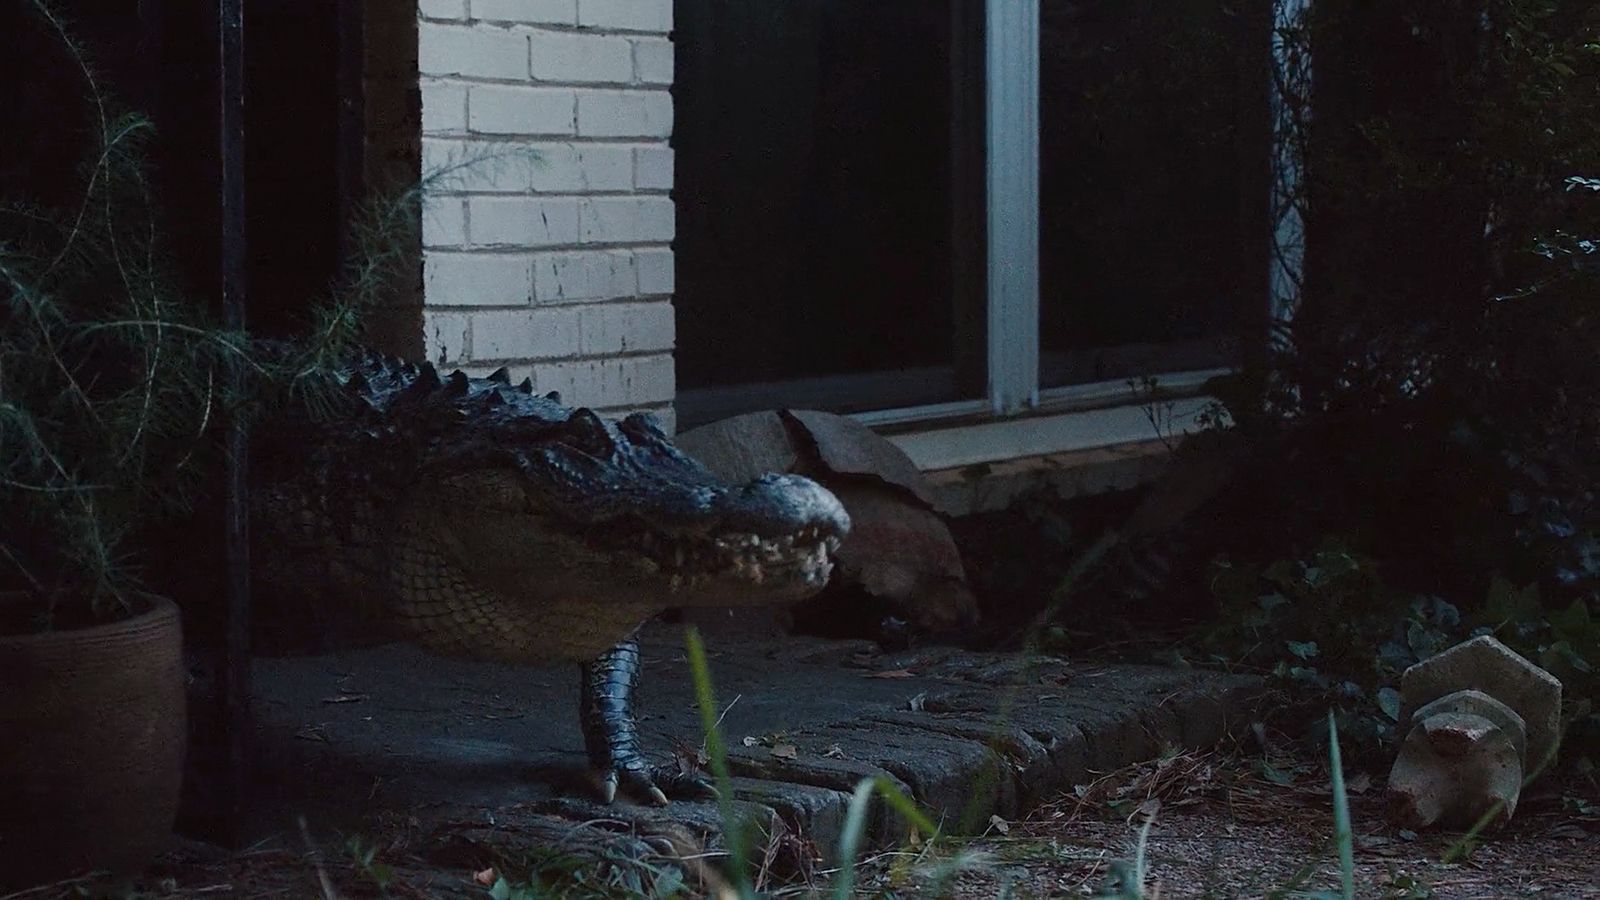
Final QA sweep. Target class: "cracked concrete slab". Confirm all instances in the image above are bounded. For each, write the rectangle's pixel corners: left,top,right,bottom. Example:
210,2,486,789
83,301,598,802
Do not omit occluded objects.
245,624,1262,859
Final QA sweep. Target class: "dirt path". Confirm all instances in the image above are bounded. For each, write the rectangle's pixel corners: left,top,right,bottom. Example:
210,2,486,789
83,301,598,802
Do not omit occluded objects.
34,752,1594,898
861,752,1600,899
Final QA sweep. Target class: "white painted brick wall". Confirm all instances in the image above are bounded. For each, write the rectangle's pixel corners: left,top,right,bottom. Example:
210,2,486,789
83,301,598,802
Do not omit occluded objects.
418,1,676,423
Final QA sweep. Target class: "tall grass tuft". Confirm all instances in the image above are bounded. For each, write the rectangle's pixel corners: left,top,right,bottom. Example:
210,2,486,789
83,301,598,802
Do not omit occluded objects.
684,626,753,898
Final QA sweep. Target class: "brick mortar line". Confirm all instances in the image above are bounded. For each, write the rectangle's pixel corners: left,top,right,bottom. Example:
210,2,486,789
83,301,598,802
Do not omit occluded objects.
461,349,675,366
429,298,673,313
424,242,674,254
419,18,672,37
421,295,673,313
418,74,673,92
590,403,673,416
426,190,673,199
422,134,673,146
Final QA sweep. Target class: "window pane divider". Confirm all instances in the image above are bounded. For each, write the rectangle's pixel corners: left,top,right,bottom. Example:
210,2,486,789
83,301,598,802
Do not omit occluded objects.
985,0,1041,416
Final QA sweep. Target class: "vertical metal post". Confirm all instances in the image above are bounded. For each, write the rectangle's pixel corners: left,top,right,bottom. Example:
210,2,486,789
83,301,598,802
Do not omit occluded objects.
217,0,251,839
985,0,1040,416
1268,0,1312,344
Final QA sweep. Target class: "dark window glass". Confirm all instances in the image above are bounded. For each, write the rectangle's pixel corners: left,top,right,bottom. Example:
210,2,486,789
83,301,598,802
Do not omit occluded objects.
1039,0,1269,387
674,0,983,427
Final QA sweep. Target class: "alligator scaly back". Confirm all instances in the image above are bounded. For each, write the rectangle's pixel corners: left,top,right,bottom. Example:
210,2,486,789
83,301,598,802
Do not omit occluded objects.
250,351,850,662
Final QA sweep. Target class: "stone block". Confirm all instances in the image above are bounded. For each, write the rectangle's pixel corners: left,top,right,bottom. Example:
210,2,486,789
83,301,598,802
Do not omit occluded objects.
528,30,633,84
468,197,581,247
576,89,673,138
578,0,671,32
468,85,576,136
419,23,527,80
470,0,576,25
423,252,533,307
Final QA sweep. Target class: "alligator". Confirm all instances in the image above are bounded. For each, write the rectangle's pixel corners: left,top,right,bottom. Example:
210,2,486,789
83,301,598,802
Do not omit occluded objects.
249,352,850,805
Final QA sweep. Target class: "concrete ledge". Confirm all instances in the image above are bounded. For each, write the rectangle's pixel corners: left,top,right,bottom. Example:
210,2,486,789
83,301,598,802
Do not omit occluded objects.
925,439,1176,516
246,625,1263,864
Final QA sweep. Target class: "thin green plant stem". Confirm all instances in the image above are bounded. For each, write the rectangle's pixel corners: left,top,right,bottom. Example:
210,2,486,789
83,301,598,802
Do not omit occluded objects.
683,626,753,898
832,776,941,899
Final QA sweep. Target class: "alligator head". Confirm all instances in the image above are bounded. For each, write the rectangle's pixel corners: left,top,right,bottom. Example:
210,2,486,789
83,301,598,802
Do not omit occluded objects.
371,363,851,610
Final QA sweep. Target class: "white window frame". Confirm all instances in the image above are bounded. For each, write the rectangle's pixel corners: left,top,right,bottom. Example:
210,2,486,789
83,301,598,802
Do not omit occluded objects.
851,0,1252,471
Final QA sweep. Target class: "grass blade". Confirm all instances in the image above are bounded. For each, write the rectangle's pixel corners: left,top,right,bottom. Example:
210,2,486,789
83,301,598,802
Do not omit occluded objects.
831,777,941,900
1327,712,1355,900
684,627,752,898
831,779,878,900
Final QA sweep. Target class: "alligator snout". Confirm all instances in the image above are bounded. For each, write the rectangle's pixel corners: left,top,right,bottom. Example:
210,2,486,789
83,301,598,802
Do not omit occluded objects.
722,473,851,540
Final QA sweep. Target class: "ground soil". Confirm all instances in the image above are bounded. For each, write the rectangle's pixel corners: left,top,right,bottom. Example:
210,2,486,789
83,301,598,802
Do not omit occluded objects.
857,752,1600,899
22,749,1595,899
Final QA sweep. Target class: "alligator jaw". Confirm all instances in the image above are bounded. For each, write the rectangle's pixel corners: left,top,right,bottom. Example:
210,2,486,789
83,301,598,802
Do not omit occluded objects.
631,526,844,593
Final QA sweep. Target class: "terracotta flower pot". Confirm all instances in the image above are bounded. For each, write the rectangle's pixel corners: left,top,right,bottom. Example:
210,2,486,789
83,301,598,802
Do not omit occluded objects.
0,597,186,889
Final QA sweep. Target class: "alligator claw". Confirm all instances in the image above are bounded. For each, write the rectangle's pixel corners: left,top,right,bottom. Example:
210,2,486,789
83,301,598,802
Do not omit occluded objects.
591,763,711,806
580,636,716,806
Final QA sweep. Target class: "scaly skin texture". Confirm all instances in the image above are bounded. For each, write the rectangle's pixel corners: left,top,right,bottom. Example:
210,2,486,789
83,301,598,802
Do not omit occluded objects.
251,352,849,803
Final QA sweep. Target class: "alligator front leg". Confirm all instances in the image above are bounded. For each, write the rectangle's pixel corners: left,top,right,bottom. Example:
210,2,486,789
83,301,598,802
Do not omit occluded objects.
579,633,715,805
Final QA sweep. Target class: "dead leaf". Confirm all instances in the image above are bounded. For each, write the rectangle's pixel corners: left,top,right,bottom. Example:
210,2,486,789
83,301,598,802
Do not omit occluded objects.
1346,771,1373,794
294,725,330,743
742,736,761,748
868,669,916,679
823,744,846,759
1134,798,1162,823
988,815,1010,835
771,744,799,760
908,692,927,712
320,694,368,704
473,867,497,886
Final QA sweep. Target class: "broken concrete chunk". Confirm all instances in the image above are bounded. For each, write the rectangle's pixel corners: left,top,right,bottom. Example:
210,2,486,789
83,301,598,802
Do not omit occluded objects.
1396,635,1562,772
1386,636,1564,831
1409,689,1527,762
1386,708,1522,830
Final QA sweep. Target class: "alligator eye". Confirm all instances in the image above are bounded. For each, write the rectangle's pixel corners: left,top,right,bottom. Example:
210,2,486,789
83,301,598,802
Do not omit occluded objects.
563,408,616,457
620,412,668,443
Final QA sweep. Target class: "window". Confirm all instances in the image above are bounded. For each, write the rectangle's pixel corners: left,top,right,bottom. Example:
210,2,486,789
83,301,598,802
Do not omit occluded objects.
674,1,1273,461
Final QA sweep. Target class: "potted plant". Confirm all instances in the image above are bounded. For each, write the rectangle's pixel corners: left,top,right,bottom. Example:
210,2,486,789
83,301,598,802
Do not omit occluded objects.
0,3,261,886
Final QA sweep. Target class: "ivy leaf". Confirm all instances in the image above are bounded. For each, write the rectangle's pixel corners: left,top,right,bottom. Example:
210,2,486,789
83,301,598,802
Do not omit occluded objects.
1287,640,1319,660
1257,759,1295,785
652,867,685,898
1378,687,1402,721
1379,640,1414,671
1289,666,1326,687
